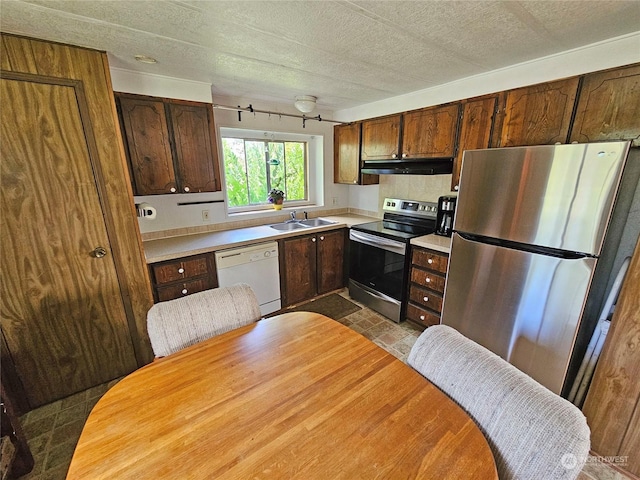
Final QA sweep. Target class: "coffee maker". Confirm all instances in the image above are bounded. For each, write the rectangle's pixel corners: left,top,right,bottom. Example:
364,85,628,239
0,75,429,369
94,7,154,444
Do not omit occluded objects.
436,195,457,237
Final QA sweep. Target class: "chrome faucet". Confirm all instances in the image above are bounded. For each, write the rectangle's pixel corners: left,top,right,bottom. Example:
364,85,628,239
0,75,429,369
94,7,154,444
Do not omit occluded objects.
289,210,297,222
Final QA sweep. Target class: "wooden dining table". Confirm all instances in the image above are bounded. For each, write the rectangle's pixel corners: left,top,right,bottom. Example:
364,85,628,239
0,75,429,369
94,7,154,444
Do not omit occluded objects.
66,312,497,479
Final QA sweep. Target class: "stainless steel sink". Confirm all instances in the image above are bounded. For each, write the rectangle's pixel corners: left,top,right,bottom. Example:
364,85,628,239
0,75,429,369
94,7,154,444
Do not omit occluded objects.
298,218,336,227
269,222,308,231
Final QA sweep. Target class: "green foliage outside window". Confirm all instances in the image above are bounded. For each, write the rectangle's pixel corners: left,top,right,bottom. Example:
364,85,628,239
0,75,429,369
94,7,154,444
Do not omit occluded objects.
222,137,307,208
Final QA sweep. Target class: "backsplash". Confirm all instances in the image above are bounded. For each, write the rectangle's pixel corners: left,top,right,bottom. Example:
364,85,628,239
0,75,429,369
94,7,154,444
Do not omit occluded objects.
140,207,360,241
378,174,454,207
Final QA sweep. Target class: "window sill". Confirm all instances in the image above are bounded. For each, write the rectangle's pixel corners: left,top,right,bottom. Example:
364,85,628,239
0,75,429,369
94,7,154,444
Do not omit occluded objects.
227,203,320,218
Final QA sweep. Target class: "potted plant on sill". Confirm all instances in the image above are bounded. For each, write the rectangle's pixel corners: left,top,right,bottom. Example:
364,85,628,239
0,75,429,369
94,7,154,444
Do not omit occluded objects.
267,189,285,210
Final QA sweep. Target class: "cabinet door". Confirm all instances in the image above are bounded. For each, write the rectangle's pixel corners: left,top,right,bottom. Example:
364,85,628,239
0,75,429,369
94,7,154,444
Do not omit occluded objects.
452,96,497,191
168,103,220,193
317,230,345,294
334,123,360,184
1,76,138,408
361,115,401,161
401,104,460,159
282,235,317,306
499,77,579,147
118,96,177,195
570,64,640,147
333,123,379,185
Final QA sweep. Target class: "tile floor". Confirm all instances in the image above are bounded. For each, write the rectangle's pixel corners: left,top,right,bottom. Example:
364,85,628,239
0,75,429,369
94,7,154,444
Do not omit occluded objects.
15,291,633,480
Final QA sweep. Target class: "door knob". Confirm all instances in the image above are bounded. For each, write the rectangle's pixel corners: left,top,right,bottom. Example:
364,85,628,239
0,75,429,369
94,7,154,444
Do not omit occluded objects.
92,246,107,258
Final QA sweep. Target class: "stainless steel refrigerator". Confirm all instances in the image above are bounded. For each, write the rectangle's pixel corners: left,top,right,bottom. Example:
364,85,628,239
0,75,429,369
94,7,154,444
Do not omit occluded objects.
440,141,637,396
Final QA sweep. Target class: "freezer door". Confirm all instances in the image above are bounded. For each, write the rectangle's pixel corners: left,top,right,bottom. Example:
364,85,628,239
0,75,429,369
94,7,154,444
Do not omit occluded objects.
455,142,629,256
441,233,597,394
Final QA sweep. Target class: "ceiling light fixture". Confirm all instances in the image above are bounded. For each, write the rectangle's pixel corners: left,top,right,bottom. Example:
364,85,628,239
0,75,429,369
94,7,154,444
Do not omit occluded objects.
294,95,317,113
134,54,157,64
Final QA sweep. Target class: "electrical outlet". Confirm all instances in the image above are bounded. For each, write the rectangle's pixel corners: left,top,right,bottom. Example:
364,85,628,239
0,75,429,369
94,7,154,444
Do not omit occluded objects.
332,197,338,205
202,210,210,222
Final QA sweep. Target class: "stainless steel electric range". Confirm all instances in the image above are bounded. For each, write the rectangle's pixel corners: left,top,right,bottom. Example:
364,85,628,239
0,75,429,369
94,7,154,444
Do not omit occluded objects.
348,198,438,323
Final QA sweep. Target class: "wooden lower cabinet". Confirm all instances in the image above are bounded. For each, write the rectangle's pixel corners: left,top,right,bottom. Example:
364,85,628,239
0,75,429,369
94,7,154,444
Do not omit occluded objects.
149,253,217,302
280,229,346,307
405,246,449,328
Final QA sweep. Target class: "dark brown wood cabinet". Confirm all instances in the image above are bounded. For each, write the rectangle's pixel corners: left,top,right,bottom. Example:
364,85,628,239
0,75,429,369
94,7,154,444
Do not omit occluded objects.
405,247,449,328
570,64,640,147
333,123,378,185
0,34,154,410
117,94,221,196
280,229,346,306
498,77,580,147
360,106,461,163
452,95,499,190
401,104,460,159
150,253,217,302
360,114,402,161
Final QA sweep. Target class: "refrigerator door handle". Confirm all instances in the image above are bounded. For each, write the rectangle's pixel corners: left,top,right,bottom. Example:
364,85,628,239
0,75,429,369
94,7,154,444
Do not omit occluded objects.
456,231,592,260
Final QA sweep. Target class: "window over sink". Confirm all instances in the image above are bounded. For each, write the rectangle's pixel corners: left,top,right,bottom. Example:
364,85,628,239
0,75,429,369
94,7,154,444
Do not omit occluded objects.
220,127,320,213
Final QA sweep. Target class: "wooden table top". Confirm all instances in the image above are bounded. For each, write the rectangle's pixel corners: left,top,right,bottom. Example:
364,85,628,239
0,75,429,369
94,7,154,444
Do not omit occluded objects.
66,312,497,479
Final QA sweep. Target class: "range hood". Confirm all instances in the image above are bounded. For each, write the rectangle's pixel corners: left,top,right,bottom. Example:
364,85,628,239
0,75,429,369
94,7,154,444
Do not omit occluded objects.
361,158,453,175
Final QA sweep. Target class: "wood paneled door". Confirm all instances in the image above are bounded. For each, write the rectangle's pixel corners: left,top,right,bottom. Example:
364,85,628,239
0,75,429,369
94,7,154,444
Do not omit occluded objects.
0,73,138,408
118,96,177,195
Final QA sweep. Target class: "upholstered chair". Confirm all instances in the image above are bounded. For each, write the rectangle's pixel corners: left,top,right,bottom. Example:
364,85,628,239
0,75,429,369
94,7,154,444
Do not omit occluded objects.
408,324,591,480
147,283,261,358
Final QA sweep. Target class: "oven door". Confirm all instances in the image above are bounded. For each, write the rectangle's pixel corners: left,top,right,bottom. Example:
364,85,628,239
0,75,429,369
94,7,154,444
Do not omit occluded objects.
348,229,407,322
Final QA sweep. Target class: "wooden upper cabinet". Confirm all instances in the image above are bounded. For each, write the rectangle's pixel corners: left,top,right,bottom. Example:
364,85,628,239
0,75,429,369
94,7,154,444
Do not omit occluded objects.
570,64,640,147
333,122,378,185
360,114,401,161
118,97,177,195
402,104,460,159
452,96,498,191
168,103,220,193
117,94,221,195
499,77,580,147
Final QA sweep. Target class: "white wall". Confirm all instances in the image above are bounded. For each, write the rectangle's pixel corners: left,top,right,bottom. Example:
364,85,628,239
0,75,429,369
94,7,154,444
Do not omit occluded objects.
339,32,640,213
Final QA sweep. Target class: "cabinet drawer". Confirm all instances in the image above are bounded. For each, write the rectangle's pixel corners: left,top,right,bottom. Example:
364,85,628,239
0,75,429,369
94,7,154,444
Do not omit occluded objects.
152,256,210,285
410,267,445,293
406,303,440,328
155,278,212,302
409,285,443,313
412,248,448,273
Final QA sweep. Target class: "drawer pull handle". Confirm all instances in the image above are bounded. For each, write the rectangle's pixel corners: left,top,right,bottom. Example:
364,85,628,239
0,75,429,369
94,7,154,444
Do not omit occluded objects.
423,296,429,302
181,288,188,295
178,268,185,274
420,315,425,320
425,277,431,283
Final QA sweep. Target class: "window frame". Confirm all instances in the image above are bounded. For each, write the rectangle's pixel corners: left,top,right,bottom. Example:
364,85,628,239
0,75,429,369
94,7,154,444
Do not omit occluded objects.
219,127,321,215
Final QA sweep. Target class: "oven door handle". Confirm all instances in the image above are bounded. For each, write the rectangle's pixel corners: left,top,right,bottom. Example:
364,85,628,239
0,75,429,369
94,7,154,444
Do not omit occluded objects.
349,230,406,255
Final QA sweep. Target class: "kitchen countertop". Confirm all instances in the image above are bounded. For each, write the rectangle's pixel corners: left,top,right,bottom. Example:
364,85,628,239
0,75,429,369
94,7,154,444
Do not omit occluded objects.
410,234,452,254
143,213,377,263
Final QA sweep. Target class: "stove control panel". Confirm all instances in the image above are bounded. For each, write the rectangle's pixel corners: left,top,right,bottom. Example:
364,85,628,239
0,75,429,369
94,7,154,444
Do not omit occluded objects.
383,198,438,218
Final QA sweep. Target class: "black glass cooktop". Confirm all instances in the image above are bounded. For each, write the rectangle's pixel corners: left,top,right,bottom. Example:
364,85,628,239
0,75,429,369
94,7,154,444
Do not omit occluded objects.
351,216,436,242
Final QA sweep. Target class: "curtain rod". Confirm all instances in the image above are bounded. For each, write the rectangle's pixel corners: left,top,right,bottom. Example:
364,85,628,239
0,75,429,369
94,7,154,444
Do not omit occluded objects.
212,103,343,128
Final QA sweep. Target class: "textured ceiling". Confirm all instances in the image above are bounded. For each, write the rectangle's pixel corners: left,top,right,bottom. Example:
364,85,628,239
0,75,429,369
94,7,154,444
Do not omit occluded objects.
2,0,639,110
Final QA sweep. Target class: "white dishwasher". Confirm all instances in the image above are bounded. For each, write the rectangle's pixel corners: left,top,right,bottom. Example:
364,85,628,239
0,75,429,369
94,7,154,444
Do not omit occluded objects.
215,241,281,316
